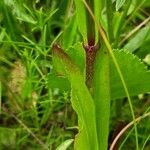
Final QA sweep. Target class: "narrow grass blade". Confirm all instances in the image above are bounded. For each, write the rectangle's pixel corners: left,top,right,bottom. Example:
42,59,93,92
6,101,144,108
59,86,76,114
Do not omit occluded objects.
116,0,126,11
124,22,150,52
94,0,103,41
74,0,87,42
56,139,74,150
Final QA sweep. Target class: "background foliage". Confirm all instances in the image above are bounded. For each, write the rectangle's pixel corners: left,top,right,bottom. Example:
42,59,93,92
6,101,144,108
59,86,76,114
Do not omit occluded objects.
0,0,150,149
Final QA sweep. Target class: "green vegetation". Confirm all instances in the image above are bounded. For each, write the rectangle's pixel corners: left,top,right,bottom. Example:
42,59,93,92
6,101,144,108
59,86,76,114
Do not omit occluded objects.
0,0,150,149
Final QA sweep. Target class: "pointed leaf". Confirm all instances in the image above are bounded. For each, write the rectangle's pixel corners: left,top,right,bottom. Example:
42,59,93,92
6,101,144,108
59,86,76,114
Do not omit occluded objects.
63,15,77,49
116,0,126,11
4,0,36,24
67,42,86,73
94,0,106,41
124,23,150,52
56,139,74,150
52,45,99,150
74,0,87,42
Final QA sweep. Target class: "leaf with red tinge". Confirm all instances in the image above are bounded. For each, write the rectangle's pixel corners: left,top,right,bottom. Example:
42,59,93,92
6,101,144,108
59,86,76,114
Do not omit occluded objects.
52,44,99,150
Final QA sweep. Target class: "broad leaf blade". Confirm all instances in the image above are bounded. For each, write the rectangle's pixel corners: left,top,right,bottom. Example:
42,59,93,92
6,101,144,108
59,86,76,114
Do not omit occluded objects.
47,73,70,91
52,45,99,150
110,50,150,99
67,42,86,74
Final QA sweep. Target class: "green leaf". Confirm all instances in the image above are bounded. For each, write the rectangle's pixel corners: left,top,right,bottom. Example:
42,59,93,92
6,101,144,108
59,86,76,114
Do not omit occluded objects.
0,28,5,42
67,42,86,74
75,0,106,43
53,42,85,76
0,127,16,149
113,11,123,37
143,0,150,7
94,0,104,41
63,15,77,49
143,54,150,65
74,0,87,42
110,50,150,99
4,0,36,24
124,23,150,52
93,46,111,150
116,0,126,11
127,0,137,15
47,73,70,91
52,45,99,150
54,44,150,101
56,139,74,150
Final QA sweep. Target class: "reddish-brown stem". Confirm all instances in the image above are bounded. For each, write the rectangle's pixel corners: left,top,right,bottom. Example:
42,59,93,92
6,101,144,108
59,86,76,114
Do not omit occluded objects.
86,0,95,46
83,43,100,89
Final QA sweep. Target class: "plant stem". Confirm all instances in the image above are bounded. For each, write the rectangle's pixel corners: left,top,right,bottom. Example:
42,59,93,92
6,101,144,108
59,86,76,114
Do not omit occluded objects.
86,0,95,46
83,1,139,150
83,44,98,90
53,44,99,150
110,112,150,150
84,0,99,90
